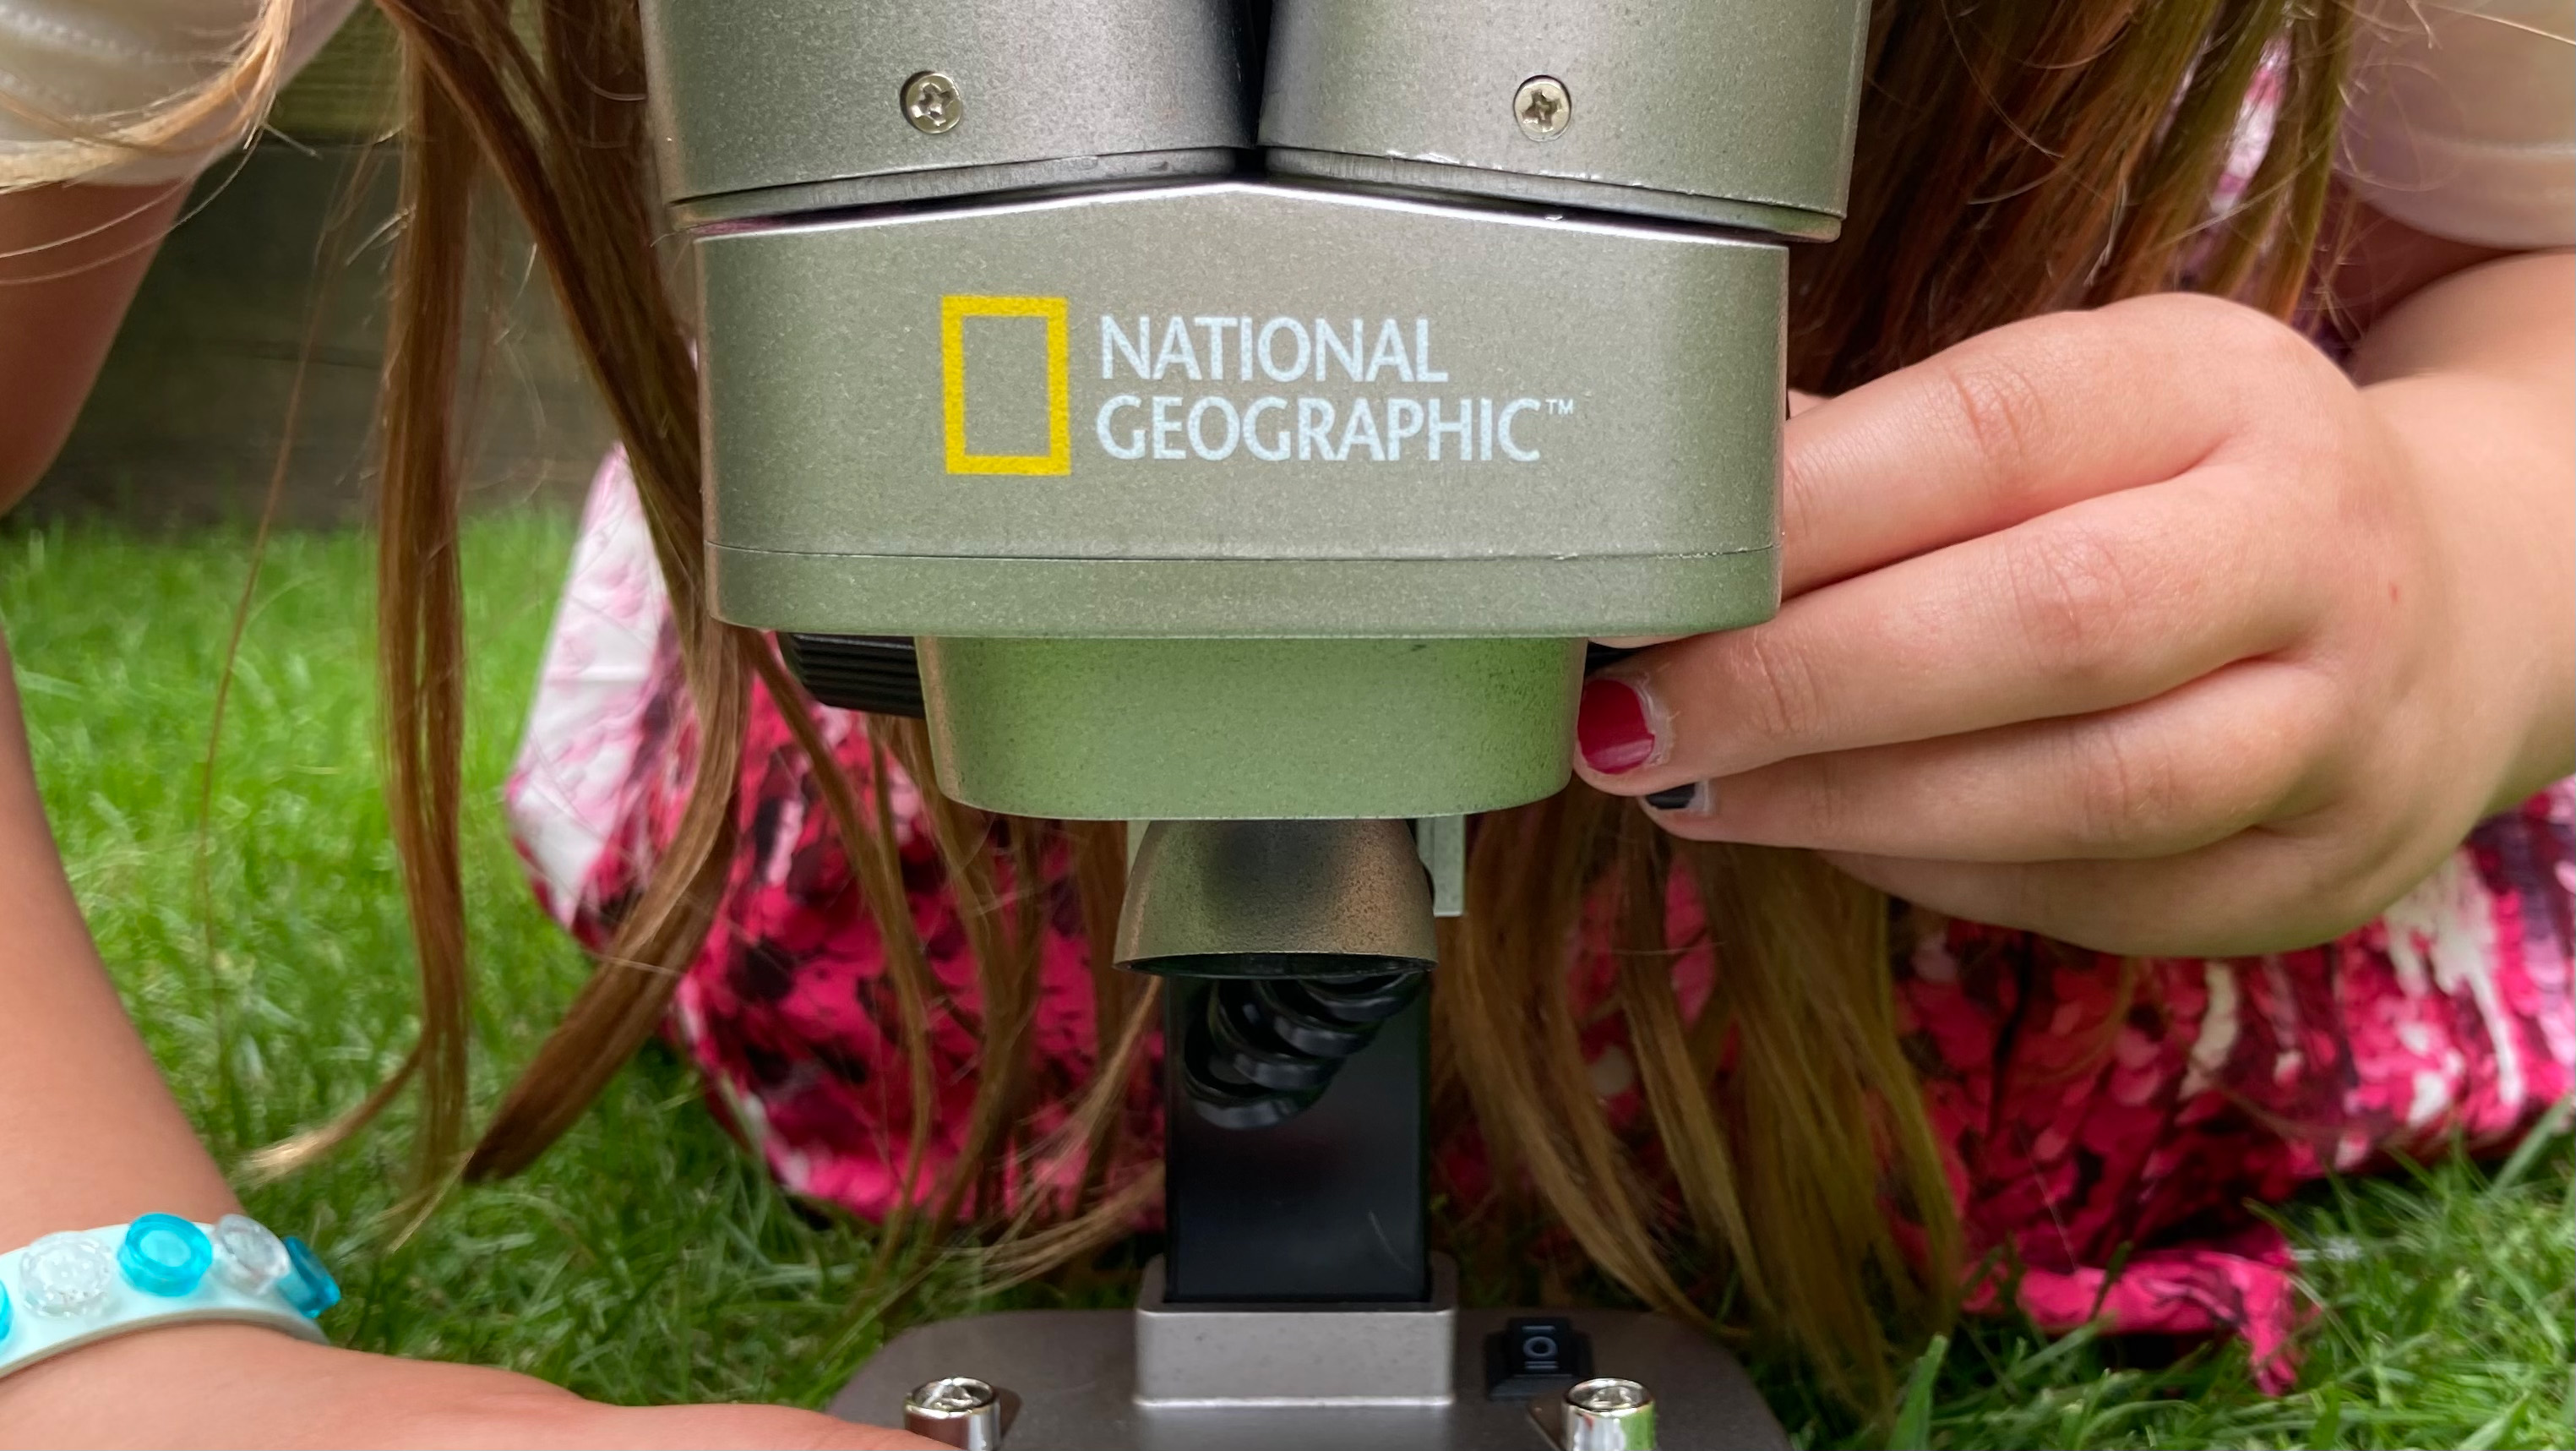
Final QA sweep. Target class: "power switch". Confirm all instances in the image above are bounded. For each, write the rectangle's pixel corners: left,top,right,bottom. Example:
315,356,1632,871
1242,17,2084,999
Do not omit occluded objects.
1483,1315,1595,1399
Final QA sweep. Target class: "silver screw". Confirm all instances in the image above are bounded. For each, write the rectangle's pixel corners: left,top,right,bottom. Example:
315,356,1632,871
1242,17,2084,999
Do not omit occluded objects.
1563,1377,1657,1450
901,71,964,134
903,1376,1003,1449
1515,74,1572,141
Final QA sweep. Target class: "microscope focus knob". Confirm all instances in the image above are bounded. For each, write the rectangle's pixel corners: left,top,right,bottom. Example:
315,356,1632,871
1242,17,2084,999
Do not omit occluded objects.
902,1376,1005,1449
1562,1377,1658,1450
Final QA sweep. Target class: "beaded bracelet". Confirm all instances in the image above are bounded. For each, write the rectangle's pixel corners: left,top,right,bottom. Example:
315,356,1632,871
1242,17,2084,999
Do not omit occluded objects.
0,1215,335,1380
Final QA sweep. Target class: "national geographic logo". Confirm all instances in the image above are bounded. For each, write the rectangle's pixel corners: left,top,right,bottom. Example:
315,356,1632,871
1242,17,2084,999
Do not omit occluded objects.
941,294,1566,475
940,295,1072,476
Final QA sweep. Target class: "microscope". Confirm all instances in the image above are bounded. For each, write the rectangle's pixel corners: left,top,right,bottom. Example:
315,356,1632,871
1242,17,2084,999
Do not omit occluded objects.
635,1,1867,1444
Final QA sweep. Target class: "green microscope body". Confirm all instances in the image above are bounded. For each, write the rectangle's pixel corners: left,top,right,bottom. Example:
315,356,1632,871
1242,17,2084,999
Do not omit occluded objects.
637,3,1868,1445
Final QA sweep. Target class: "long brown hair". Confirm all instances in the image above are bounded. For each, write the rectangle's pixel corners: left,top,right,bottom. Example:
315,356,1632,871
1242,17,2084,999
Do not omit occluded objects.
114,0,2361,1407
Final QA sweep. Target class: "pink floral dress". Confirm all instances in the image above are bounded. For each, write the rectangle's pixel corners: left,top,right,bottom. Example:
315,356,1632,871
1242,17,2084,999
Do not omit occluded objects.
504,451,2575,1390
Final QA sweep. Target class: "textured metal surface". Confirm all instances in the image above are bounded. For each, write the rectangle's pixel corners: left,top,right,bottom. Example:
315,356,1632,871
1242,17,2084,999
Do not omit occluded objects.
1266,148,1843,237
637,0,1249,206
694,181,1786,639
1134,1256,1454,1405
827,1305,1789,1450
1116,820,1436,967
1261,0,1869,225
665,150,1237,227
916,637,1579,820
712,548,1778,641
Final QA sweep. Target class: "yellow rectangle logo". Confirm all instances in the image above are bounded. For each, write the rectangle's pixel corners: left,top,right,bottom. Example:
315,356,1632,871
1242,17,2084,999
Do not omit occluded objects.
941,294,1071,475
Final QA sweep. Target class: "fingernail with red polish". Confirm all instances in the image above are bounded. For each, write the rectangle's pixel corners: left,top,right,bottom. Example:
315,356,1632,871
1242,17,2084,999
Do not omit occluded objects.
1577,676,1664,774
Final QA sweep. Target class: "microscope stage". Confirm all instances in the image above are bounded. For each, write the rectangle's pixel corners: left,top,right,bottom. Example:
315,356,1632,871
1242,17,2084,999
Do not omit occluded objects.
831,1304,1789,1450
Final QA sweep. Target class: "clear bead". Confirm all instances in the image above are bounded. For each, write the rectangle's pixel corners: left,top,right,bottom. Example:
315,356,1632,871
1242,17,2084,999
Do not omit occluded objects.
213,1214,291,1296
21,1232,117,1317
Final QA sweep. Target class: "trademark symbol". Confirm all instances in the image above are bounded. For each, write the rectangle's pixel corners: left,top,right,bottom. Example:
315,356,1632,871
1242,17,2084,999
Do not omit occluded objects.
1547,398,1578,417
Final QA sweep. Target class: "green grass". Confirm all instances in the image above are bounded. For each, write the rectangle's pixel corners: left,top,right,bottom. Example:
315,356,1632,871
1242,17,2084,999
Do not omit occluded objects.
3,515,2568,1448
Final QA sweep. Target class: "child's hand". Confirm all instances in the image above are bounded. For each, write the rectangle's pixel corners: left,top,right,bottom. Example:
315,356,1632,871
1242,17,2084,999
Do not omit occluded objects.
0,1323,943,1448
1576,292,2557,957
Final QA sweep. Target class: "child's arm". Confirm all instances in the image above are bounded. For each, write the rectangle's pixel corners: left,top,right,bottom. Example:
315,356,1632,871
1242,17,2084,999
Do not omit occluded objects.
1576,232,2573,958
0,184,184,505
0,185,267,1257
0,184,929,1448
2350,246,2575,813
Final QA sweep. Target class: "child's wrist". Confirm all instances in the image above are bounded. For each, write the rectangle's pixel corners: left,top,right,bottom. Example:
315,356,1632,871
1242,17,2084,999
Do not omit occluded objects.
0,1319,320,1435
2364,372,2575,816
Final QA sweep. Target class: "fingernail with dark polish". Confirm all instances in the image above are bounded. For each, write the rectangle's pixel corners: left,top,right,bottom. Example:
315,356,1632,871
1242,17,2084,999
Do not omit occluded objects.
1577,677,1663,774
1645,782,1704,812
1584,641,1641,675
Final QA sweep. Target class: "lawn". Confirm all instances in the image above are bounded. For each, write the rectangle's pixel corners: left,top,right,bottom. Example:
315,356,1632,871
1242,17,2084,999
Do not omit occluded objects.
3,514,2568,1449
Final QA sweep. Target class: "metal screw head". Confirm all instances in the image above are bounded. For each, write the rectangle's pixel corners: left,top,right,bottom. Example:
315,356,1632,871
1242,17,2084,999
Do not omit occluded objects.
1514,74,1572,140
901,71,964,134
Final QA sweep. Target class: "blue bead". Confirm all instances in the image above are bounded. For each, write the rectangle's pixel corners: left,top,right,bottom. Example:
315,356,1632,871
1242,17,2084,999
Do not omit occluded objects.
117,1214,212,1298
278,1236,340,1318
0,1282,14,1341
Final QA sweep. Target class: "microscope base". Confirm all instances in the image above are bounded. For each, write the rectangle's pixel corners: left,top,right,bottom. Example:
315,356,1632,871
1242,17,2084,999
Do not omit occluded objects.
829,1305,1789,1450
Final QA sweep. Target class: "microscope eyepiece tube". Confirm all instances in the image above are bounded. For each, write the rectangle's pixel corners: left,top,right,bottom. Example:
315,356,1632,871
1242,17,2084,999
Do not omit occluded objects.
639,0,1252,224
1261,0,1870,237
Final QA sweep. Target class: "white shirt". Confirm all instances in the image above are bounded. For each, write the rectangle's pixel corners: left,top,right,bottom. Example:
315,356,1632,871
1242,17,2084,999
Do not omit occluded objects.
3,0,2569,248
2345,0,2575,248
0,0,358,185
